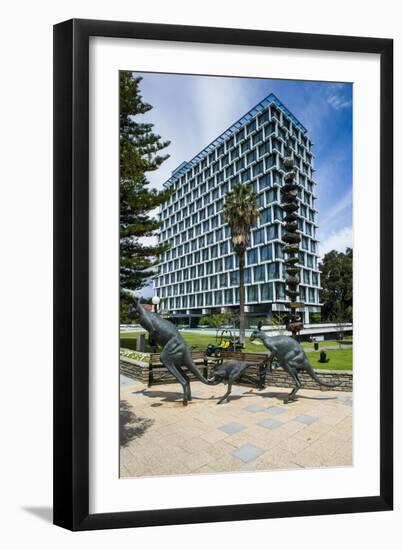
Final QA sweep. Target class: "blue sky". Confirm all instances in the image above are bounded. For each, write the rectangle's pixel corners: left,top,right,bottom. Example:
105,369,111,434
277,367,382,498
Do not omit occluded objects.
135,72,352,259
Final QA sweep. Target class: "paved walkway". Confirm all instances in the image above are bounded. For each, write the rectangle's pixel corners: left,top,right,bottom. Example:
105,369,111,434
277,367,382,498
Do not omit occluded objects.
120,378,352,477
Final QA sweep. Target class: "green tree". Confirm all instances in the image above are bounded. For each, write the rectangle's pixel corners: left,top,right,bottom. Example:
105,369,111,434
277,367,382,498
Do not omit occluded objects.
120,71,171,318
223,183,259,344
319,247,353,323
199,312,232,329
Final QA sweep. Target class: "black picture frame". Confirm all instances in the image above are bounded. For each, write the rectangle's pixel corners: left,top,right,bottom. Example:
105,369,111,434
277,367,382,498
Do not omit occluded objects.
53,18,393,531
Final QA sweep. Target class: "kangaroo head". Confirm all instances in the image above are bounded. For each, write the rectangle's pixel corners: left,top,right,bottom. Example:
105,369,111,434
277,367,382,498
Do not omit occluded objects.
128,295,142,319
250,320,265,343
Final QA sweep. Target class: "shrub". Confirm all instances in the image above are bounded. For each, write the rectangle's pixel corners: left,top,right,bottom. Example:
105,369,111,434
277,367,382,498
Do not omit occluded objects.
199,312,232,328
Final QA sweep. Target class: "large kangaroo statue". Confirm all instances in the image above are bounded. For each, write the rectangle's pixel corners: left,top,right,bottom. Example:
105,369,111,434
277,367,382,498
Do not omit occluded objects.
129,297,213,405
250,322,341,403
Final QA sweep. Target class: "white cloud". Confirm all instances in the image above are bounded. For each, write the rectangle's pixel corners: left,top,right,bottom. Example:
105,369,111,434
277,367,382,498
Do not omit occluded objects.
327,94,352,110
319,226,352,258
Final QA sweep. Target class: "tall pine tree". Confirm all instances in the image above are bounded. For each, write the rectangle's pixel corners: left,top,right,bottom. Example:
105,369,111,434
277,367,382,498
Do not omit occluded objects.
120,71,171,320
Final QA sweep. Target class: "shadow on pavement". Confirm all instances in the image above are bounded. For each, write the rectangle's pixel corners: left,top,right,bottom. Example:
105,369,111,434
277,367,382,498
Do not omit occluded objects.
120,400,154,447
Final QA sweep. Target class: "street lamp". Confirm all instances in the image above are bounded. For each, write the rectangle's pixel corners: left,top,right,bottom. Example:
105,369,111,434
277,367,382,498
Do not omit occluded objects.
152,295,160,313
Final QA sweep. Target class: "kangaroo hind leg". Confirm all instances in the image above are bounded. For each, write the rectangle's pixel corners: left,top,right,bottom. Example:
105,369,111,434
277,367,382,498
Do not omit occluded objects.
160,341,190,406
283,367,302,404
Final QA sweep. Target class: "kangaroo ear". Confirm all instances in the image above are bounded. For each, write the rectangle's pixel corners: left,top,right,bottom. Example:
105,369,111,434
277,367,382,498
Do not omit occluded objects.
258,321,263,330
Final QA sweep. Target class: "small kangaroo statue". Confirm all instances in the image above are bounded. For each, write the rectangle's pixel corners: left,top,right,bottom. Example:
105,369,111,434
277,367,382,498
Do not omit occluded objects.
250,322,341,403
129,297,214,405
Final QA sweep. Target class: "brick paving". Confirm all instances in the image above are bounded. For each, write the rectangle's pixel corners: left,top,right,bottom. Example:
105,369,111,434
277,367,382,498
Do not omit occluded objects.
120,378,352,477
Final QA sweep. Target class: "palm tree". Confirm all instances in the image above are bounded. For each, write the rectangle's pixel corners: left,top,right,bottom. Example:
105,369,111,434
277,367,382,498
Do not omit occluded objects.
223,183,259,344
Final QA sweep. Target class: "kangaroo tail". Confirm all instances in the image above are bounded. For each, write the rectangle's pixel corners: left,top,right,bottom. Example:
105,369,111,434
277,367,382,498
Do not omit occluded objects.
305,365,341,387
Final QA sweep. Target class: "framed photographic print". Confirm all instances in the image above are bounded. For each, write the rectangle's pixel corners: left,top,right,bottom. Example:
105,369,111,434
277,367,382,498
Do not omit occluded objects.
53,19,393,530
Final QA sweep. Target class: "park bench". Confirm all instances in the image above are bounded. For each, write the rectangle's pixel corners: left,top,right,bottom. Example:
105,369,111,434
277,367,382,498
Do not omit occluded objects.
148,350,270,389
148,351,212,387
204,350,271,389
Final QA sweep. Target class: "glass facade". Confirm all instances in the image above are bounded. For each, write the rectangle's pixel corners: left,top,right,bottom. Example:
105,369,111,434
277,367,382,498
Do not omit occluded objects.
155,93,321,319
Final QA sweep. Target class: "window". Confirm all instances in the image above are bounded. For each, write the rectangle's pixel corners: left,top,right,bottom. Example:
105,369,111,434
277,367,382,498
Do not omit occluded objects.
309,288,315,303
253,161,263,177
254,265,266,282
241,169,250,183
220,273,228,287
259,173,271,191
254,228,265,245
235,158,244,172
225,165,234,179
275,282,285,300
220,241,228,255
273,206,283,221
247,285,258,302
260,244,272,262
247,149,256,165
267,262,279,279
193,279,200,292
225,255,234,270
260,282,273,301
215,258,223,272
267,224,277,240
247,248,258,265
257,109,270,126
244,268,251,284
260,207,271,225
229,270,239,286
266,188,277,203
206,261,213,275
205,292,213,306
265,154,276,170
214,290,222,305
226,136,235,150
246,119,257,134
241,139,250,154
274,243,284,259
236,128,245,143
258,141,270,157
230,147,240,161
210,275,218,289
252,129,263,145
224,289,233,304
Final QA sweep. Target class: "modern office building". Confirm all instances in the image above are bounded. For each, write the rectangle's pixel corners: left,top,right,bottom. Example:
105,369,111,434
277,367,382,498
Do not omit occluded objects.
154,93,321,327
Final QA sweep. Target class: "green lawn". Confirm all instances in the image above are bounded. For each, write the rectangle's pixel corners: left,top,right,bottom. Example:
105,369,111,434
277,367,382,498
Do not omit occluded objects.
120,330,352,371
305,348,352,371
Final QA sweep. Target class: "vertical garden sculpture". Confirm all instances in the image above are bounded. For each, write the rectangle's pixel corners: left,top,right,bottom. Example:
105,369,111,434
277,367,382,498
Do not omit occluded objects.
281,136,304,338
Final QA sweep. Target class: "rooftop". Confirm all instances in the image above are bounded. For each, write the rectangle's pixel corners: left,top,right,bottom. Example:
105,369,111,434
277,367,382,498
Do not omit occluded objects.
163,92,308,188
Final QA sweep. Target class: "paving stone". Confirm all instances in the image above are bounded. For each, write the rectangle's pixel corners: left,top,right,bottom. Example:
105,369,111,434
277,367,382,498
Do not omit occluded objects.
120,380,352,476
232,443,265,463
265,406,286,415
218,421,246,435
257,418,283,430
293,415,319,425
244,404,266,413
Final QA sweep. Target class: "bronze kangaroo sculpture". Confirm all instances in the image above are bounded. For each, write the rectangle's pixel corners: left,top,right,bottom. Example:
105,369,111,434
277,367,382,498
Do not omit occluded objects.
129,297,214,405
250,322,341,403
